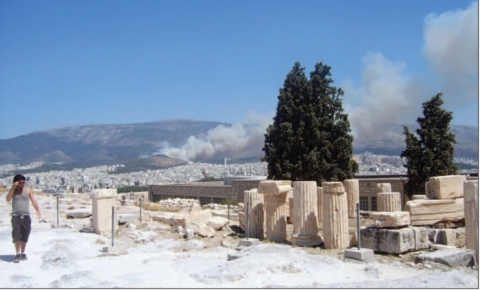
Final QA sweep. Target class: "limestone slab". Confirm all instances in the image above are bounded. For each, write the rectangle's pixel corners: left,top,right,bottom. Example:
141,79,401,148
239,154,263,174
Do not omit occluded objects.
370,211,410,228
257,180,292,195
344,248,375,262
405,198,464,226
206,216,229,231
66,208,92,219
415,248,476,267
117,213,137,224
361,227,429,254
425,175,466,199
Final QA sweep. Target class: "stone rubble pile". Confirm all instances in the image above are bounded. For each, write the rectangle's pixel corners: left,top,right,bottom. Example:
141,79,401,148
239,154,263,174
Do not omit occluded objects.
156,198,201,212
405,175,466,226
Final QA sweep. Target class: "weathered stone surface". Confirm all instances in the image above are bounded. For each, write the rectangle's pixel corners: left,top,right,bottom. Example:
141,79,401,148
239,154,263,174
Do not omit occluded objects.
91,188,117,235
291,181,322,247
464,180,478,264
428,228,466,248
322,182,345,193
117,213,137,224
412,227,430,251
344,248,375,262
66,208,92,219
186,209,213,226
150,212,175,224
412,195,427,200
376,183,391,193
322,182,349,250
206,216,229,231
405,198,464,226
370,211,410,228
257,180,292,195
186,221,215,238
415,248,476,267
425,175,466,199
244,189,264,239
377,192,402,212
263,191,288,243
361,227,429,254
184,228,195,239
343,179,359,218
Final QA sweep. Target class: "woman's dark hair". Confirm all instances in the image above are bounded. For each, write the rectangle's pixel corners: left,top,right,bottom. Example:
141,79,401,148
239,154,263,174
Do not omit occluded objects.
13,174,26,183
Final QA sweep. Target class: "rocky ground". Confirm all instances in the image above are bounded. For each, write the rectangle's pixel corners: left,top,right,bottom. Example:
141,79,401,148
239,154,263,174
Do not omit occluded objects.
0,192,477,288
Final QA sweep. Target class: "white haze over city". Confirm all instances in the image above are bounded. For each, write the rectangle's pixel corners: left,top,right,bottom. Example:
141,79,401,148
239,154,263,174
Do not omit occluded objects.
161,2,478,162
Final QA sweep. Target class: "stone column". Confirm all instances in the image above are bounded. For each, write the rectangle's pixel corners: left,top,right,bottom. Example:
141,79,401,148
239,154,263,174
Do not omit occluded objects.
91,188,118,236
291,181,322,246
377,192,402,212
258,180,291,243
322,182,349,249
376,183,391,193
317,187,323,224
244,189,264,239
343,179,359,218
464,180,478,265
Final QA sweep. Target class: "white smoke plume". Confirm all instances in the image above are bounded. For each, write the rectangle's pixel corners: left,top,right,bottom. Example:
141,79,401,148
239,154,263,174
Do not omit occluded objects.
423,1,478,102
345,53,428,139
161,111,273,162
346,2,478,140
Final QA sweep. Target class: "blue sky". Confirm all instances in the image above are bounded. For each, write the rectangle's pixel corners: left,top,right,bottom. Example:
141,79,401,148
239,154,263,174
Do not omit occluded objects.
0,0,478,141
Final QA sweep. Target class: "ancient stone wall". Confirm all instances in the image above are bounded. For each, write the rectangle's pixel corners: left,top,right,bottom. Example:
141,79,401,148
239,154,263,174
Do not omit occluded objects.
149,184,231,205
148,176,477,209
231,180,263,201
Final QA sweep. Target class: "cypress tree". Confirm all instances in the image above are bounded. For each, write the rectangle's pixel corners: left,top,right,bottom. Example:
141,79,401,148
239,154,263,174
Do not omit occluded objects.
262,62,358,183
401,93,458,198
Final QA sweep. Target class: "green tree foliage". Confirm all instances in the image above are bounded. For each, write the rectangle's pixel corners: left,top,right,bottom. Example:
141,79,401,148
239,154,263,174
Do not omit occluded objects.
262,62,358,183
401,93,458,198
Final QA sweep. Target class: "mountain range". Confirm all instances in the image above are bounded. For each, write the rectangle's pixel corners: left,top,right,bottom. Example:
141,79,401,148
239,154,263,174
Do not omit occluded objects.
0,119,477,172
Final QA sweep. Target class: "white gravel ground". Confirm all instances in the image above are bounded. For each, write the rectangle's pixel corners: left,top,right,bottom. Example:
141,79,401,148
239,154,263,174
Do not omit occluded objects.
0,194,477,288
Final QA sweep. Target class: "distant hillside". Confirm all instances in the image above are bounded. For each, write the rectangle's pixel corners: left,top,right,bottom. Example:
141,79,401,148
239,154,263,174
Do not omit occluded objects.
0,119,227,167
0,120,477,171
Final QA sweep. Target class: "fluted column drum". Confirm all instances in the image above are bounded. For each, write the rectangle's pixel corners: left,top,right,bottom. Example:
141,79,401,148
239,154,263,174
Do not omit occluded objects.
343,179,359,218
291,181,322,246
377,192,401,212
262,192,288,243
244,189,264,239
376,183,392,193
322,182,349,250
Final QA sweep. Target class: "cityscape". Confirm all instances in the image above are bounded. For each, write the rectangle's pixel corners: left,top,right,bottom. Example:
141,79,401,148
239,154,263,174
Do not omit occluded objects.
0,152,477,194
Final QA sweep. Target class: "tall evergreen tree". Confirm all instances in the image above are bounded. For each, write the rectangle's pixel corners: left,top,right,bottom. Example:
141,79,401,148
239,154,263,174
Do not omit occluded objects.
262,62,358,183
401,93,458,198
